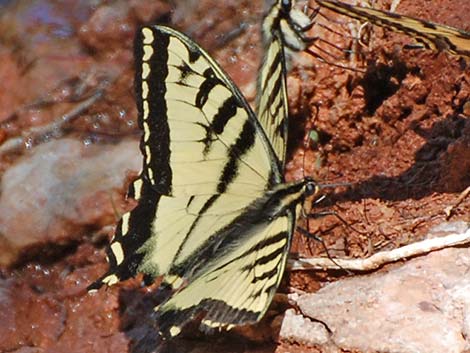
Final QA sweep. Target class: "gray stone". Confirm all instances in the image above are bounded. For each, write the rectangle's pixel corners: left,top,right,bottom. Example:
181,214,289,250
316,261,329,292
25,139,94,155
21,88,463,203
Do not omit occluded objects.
0,138,140,266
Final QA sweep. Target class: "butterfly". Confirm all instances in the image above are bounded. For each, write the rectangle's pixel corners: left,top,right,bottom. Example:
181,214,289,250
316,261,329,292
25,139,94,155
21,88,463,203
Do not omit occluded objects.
88,0,319,338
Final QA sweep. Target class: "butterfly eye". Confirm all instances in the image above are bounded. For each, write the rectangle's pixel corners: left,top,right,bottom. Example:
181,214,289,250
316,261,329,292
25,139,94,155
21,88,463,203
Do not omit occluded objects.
305,181,317,196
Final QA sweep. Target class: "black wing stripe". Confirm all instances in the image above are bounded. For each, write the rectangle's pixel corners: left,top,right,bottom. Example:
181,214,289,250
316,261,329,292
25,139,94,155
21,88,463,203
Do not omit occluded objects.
251,244,285,268
199,230,289,278
137,28,173,194
195,68,219,107
217,119,256,193
264,48,283,82
212,96,239,134
252,266,279,283
202,95,239,155
249,282,279,300
266,73,283,119
259,49,283,119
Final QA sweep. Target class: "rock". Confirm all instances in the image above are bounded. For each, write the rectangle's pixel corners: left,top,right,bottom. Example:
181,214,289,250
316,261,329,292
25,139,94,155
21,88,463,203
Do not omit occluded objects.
278,309,329,347
293,225,470,353
0,47,24,123
0,138,140,266
78,2,135,54
0,1,97,124
78,0,171,55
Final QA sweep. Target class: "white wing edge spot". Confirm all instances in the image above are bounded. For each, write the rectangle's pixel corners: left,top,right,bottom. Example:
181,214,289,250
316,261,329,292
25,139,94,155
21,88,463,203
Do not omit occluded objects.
142,81,149,99
102,274,119,286
143,45,154,62
142,62,151,79
133,179,143,199
169,326,182,337
142,27,154,45
121,213,130,234
111,242,125,265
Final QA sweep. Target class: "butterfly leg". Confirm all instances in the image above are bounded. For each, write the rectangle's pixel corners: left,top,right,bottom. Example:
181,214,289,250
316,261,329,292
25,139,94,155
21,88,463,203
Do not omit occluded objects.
298,208,363,274
296,222,349,271
299,4,367,72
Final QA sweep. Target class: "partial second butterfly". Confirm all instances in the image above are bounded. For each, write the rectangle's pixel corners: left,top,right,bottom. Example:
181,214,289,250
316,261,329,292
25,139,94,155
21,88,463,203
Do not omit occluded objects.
316,0,470,58
88,0,320,338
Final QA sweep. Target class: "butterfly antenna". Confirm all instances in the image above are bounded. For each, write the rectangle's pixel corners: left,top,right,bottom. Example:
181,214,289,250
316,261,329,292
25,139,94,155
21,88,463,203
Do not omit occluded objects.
317,181,353,189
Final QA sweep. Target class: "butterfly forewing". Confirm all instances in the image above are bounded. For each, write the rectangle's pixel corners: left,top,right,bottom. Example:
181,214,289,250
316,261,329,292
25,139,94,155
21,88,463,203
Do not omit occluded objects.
257,36,289,168
138,27,280,196
256,0,312,167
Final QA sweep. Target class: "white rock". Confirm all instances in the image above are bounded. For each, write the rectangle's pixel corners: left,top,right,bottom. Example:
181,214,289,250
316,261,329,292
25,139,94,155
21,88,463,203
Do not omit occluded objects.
293,227,470,353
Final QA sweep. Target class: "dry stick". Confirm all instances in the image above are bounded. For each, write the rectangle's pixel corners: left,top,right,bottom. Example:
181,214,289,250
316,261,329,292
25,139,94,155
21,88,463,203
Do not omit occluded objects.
289,228,470,271
0,89,104,155
444,186,470,219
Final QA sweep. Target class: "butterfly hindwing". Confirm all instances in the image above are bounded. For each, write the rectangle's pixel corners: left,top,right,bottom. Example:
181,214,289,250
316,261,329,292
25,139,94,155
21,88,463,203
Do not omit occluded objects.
153,176,315,337
156,211,294,336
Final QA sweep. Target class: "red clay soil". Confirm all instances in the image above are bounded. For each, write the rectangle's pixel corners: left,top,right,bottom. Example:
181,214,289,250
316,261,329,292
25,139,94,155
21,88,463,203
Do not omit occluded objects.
0,0,469,352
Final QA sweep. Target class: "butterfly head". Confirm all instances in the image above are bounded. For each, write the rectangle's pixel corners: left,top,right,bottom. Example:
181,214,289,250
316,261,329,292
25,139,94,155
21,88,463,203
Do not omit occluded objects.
281,0,292,14
303,177,320,197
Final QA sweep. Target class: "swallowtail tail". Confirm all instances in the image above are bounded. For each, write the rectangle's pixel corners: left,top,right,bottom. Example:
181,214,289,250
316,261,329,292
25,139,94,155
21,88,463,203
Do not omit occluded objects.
316,0,470,58
89,0,318,338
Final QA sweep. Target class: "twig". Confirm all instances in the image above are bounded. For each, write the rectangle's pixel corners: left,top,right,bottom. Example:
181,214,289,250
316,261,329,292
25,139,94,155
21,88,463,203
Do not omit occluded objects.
444,186,470,219
0,89,104,155
289,228,470,271
390,0,402,12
